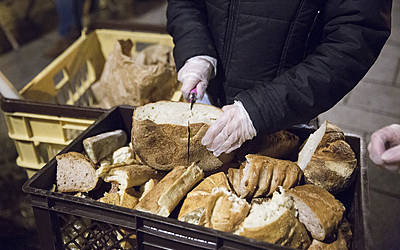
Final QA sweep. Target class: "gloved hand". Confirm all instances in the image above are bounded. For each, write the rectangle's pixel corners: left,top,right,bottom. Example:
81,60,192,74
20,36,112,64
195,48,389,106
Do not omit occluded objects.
201,101,257,157
367,124,400,173
178,56,216,101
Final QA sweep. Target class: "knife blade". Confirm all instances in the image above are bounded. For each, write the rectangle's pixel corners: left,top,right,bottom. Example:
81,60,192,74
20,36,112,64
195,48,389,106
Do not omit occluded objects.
187,88,197,166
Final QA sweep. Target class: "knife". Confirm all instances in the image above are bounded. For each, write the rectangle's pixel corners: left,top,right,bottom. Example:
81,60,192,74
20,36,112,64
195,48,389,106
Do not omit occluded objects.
187,88,197,165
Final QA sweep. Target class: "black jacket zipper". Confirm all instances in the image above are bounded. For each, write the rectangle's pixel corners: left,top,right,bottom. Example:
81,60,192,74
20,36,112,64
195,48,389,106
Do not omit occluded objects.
222,0,239,78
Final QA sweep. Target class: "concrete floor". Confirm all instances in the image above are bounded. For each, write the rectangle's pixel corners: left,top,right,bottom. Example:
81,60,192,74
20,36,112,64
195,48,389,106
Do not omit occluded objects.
0,0,399,249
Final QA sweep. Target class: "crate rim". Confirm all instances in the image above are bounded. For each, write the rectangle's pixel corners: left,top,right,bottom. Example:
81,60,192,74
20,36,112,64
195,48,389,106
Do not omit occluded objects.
1,97,107,119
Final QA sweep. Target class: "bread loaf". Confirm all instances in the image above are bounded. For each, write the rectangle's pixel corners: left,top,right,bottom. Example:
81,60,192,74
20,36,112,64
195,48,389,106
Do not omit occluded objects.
234,189,311,249
178,172,232,225
131,101,233,171
286,184,345,241
236,130,300,161
297,120,357,194
228,155,303,199
135,164,204,217
56,152,99,192
83,130,127,164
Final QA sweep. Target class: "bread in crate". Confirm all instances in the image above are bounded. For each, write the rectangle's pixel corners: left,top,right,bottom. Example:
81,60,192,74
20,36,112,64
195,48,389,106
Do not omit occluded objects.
54,106,358,249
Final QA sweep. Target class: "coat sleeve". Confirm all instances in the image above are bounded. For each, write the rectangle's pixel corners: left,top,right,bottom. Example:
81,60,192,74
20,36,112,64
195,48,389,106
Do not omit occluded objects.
166,0,218,71
235,0,392,135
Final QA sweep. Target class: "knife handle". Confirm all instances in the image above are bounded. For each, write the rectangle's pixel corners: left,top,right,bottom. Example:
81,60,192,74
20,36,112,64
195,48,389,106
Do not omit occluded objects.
189,88,197,102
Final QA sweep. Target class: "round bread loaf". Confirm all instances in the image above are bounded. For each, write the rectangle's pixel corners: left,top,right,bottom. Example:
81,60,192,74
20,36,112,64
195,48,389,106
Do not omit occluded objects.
131,101,233,171
297,120,357,194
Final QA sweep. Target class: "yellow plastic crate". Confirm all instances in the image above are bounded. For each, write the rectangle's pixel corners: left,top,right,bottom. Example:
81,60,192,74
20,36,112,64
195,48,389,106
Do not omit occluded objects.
2,29,181,178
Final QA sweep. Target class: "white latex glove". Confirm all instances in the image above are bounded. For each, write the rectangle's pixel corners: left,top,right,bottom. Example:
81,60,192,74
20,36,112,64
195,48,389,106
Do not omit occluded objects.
178,56,216,101
368,124,400,173
201,101,257,157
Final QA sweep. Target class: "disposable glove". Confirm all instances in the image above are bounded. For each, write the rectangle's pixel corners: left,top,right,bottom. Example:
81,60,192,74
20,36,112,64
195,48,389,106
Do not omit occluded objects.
178,56,216,101
201,100,257,157
368,124,400,173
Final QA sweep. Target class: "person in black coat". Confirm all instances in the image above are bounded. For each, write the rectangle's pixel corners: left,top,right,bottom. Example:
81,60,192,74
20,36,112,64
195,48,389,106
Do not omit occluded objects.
166,0,393,157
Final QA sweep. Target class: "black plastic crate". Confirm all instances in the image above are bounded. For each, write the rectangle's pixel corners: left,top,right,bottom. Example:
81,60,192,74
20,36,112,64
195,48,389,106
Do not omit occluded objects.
22,105,371,250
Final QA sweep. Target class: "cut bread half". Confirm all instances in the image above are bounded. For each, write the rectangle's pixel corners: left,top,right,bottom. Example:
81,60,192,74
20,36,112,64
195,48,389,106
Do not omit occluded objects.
56,152,99,193
131,101,234,171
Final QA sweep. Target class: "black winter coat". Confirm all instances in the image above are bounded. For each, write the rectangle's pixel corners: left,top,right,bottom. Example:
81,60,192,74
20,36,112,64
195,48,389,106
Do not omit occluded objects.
166,0,392,136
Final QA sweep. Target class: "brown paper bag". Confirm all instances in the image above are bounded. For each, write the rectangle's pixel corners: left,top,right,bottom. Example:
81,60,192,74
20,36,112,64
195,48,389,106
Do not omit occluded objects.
92,39,178,108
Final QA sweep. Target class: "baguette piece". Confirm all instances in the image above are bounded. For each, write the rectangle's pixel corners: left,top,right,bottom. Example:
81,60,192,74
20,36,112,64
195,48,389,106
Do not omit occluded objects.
131,101,233,171
135,164,204,217
178,172,231,225
286,184,345,241
83,130,127,164
204,187,250,233
234,189,311,249
56,152,99,192
297,120,357,194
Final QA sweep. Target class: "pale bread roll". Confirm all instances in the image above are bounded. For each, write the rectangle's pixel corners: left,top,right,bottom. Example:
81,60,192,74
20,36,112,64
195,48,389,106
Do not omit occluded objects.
297,120,357,194
178,172,232,225
56,152,99,193
286,184,345,241
131,101,233,171
135,164,204,217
